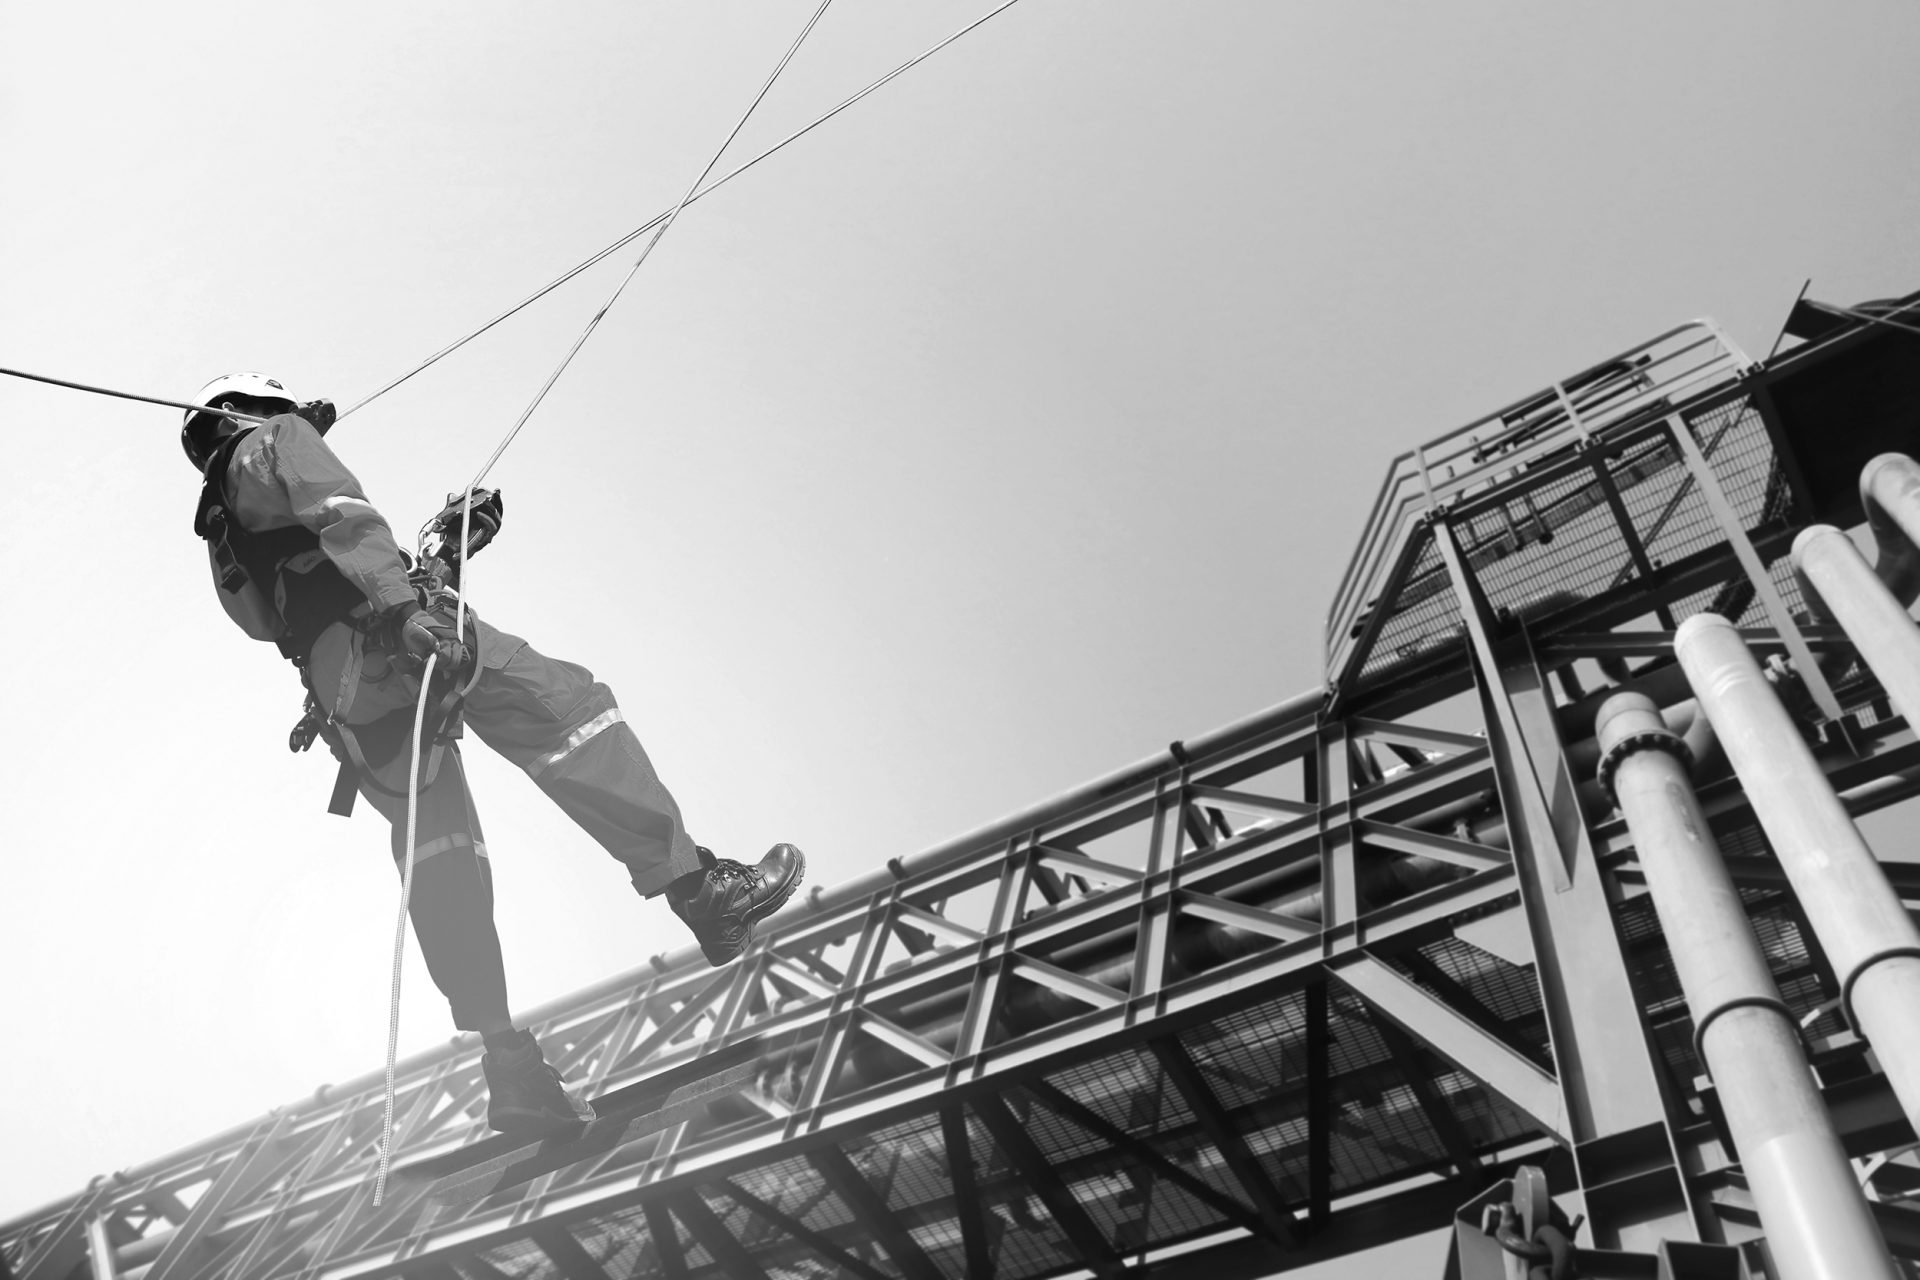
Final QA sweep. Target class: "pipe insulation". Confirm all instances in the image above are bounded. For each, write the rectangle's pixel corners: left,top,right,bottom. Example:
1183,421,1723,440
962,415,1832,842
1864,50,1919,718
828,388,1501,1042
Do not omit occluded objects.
1675,612,1920,1142
1597,692,1897,1280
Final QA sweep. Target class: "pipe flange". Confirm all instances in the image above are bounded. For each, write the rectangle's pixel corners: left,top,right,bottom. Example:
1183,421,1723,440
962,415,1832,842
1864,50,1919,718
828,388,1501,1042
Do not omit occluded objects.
1596,727,1692,806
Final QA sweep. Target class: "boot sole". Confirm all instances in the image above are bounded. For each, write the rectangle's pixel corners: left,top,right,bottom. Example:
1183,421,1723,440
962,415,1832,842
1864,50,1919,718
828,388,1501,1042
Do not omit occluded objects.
490,1098,597,1134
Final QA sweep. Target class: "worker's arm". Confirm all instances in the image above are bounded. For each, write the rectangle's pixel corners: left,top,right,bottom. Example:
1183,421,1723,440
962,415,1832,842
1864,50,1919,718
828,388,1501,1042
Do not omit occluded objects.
233,414,419,615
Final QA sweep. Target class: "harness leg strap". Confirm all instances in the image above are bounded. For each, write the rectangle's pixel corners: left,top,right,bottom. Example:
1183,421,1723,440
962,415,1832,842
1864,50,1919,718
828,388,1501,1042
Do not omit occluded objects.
329,761,360,816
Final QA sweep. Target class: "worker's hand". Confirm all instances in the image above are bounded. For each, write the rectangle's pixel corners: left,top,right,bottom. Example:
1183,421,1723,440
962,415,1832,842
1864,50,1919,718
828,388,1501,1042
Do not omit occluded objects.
294,399,337,434
384,607,474,679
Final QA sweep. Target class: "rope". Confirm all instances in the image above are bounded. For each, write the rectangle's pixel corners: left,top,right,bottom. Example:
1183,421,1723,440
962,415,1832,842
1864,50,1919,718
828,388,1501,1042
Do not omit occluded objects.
372,650,440,1206
366,0,844,1199
464,0,837,494
338,0,1027,422
0,365,269,422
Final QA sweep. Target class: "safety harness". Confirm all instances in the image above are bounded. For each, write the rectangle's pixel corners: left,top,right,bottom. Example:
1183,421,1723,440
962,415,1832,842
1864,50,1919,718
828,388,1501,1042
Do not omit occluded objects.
195,430,490,815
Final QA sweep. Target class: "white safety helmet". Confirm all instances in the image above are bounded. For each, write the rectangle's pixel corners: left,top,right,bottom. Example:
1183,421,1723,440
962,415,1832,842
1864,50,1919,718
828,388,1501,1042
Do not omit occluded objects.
182,372,299,471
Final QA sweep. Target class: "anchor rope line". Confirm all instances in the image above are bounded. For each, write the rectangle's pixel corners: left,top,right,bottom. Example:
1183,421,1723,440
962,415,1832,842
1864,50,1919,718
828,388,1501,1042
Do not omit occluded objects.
0,365,270,422
338,0,1027,423
463,0,839,496
370,0,839,1201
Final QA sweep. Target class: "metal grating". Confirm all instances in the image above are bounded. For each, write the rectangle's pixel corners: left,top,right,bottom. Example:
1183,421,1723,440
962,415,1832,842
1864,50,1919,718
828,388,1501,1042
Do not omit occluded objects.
1038,1049,1248,1221
1324,985,1446,1191
1400,936,1553,1071
1183,998,1313,1201
1355,533,1464,686
963,1110,1078,1280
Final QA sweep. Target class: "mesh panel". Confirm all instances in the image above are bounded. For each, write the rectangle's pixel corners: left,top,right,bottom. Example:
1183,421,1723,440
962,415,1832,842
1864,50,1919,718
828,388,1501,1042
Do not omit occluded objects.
1357,534,1465,684
1472,464,1646,621
1342,394,1799,693
565,1207,662,1280
1399,937,1553,1070
1039,1048,1249,1220
1323,984,1445,1190
726,1157,896,1277
1012,1081,1224,1251
837,1115,965,1279
963,1109,1079,1280
472,1235,558,1279
1181,995,1313,1201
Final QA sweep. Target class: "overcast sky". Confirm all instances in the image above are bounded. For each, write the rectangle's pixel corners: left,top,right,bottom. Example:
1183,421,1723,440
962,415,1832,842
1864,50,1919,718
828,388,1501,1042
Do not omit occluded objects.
2,2,1916,1272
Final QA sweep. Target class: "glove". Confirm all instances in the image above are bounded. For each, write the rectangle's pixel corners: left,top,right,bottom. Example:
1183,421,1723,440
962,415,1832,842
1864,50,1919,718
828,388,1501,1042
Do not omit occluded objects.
426,488,504,563
383,606,474,679
294,399,337,435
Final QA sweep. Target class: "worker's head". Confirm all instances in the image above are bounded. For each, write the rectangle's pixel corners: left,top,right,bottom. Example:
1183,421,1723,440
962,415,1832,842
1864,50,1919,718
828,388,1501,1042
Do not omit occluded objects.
182,372,299,472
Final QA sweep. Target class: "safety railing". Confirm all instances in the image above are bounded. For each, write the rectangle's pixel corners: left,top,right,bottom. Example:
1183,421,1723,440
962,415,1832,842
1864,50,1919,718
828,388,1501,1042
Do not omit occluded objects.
1325,320,1754,690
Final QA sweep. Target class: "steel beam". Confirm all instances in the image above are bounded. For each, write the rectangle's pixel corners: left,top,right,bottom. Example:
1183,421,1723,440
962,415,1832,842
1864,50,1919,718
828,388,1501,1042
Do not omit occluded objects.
1021,1078,1271,1241
644,1201,689,1280
974,1095,1127,1278
1329,953,1563,1141
1149,1040,1301,1248
808,1146,944,1280
718,1176,893,1280
1435,519,1702,1249
529,1225,610,1280
669,1192,769,1280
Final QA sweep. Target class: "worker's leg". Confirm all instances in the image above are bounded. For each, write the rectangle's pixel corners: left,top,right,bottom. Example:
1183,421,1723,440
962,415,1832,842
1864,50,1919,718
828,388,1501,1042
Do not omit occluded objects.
308,622,513,1034
351,733,513,1037
458,618,704,896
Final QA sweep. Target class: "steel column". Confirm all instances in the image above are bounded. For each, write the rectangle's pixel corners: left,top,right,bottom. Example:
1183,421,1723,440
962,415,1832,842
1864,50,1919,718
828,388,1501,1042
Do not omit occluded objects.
1676,613,1920,1142
1598,691,1897,1279
1435,519,1702,1250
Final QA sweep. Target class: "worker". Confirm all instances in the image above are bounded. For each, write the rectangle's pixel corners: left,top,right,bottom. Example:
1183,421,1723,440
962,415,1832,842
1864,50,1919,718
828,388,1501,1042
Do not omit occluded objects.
184,372,805,1133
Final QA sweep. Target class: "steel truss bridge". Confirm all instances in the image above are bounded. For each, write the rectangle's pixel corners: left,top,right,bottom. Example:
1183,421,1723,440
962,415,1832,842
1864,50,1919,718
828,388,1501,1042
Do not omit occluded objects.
8,290,1920,1280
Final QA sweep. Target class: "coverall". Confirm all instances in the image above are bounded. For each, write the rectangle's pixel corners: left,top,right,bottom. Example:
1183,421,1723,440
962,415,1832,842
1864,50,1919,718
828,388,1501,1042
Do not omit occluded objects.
206,414,703,1030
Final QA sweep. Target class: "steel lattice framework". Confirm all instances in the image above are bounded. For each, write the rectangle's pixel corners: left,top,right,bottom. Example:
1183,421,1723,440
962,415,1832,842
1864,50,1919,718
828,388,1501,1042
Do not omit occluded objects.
8,294,1920,1280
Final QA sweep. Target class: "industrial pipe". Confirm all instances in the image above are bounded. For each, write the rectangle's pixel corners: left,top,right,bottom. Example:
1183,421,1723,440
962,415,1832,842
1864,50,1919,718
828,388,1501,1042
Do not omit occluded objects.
1789,453,1920,688
1597,692,1897,1280
1675,612,1920,1142
1796,522,1920,730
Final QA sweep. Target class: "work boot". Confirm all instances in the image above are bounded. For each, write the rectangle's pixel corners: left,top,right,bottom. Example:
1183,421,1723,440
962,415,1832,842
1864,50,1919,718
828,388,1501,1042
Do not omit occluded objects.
481,1029,596,1134
667,843,807,966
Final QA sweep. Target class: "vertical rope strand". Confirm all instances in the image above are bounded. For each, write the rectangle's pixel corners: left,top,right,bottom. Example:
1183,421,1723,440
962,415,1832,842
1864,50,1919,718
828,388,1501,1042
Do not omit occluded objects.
373,651,440,1205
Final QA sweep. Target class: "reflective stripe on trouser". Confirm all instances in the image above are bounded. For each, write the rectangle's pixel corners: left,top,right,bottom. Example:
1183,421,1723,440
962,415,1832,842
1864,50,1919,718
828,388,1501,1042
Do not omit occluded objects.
456,622,702,896
305,615,703,893
302,614,705,1028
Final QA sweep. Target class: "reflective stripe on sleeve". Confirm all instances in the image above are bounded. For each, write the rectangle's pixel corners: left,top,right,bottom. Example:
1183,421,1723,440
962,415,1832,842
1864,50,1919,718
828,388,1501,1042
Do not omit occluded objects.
316,495,378,517
525,708,625,780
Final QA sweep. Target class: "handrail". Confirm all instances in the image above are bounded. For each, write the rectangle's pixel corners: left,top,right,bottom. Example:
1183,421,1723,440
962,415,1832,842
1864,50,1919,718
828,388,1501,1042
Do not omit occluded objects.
1325,320,1751,685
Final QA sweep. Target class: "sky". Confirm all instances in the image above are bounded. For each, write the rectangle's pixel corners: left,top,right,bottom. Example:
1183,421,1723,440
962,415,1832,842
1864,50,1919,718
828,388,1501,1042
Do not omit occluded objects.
1,1,1916,1272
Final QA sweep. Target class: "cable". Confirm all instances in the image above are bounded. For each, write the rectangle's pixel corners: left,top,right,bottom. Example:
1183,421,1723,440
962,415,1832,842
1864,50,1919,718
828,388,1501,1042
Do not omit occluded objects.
338,0,1027,422
465,0,836,494
1822,300,1920,342
367,0,844,1199
372,649,440,1206
0,365,269,422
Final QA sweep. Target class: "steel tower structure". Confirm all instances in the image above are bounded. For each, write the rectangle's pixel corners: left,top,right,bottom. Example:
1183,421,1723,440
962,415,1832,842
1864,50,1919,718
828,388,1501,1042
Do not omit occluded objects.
8,289,1920,1280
